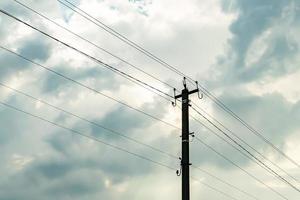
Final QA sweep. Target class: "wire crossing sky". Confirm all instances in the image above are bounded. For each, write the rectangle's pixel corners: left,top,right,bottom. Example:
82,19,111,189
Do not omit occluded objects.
56,0,300,168
0,0,300,200
0,43,269,200
0,82,257,200
0,45,284,200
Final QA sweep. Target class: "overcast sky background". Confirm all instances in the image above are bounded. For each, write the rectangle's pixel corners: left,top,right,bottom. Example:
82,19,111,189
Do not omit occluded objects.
0,0,300,199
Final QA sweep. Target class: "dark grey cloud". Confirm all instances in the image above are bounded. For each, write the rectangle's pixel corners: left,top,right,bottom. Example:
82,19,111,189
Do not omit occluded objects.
44,172,104,199
96,105,153,135
0,95,38,145
89,99,170,139
0,34,51,81
192,1,300,170
190,123,251,169
0,106,25,144
0,155,106,200
46,129,159,183
192,91,300,169
2,0,300,199
239,35,299,82
0,0,31,19
208,0,300,87
35,159,74,180
18,36,52,62
0,51,30,81
225,0,287,65
40,64,121,94
42,99,174,183
216,91,299,147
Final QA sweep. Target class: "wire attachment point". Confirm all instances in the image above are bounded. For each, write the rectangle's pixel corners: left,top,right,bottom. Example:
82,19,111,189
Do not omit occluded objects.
183,77,187,89
195,81,203,99
176,168,182,176
176,157,182,176
190,132,195,137
190,132,195,142
172,88,177,107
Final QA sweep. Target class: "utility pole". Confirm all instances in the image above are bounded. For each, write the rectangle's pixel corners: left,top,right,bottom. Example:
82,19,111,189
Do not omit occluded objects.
174,77,200,200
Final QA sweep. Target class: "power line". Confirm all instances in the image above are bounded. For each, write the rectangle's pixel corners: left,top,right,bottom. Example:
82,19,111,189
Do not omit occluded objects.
191,166,260,200
0,9,174,102
2,1,296,197
0,81,261,200
54,0,300,188
0,101,240,200
0,81,177,159
191,102,299,184
179,103,289,193
189,113,274,176
189,110,297,198
194,136,289,200
190,176,239,200
0,44,275,200
57,0,300,168
0,45,180,130
195,86,300,169
12,0,176,91
57,0,196,85
191,106,300,193
0,43,258,199
176,83,267,200
0,100,175,170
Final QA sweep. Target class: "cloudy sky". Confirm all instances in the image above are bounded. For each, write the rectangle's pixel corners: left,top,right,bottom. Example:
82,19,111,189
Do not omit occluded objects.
0,0,300,199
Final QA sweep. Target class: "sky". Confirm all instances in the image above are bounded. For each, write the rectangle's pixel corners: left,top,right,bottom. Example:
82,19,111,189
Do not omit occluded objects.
0,0,300,199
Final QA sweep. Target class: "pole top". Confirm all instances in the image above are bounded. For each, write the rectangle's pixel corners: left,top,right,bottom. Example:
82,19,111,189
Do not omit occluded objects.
183,77,187,89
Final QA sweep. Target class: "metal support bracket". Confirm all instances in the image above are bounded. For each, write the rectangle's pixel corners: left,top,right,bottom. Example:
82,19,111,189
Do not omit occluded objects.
195,81,203,99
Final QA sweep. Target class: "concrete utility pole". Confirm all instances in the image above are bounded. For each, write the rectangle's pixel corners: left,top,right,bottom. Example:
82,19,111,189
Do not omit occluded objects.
174,77,200,200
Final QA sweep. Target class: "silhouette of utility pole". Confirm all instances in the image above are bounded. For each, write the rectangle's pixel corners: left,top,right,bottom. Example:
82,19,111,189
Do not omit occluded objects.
173,77,201,200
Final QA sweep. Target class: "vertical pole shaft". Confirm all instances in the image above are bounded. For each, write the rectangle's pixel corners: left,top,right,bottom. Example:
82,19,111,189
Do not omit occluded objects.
182,88,190,200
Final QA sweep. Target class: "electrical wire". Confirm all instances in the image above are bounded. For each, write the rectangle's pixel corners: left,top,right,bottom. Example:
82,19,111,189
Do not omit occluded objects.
1,2,296,198
42,0,299,180
0,81,261,200
191,106,300,193
58,0,300,168
0,44,259,199
0,45,180,130
191,102,299,183
57,0,196,85
0,9,174,103
0,47,276,200
0,100,241,200
12,0,177,91
178,103,286,199
189,113,274,175
0,100,175,170
0,81,177,159
195,85,300,169
190,176,239,200
194,136,289,200
191,166,260,200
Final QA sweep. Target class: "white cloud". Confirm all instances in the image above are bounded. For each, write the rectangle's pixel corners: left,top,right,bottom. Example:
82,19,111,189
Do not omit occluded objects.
10,154,34,170
1,0,300,199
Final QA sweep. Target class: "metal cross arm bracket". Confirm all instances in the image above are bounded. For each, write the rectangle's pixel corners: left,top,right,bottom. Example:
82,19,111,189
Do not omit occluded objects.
175,89,199,99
